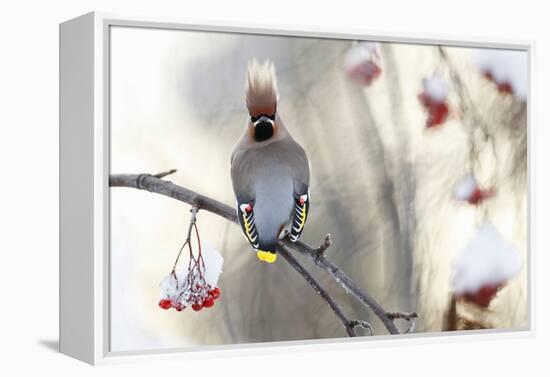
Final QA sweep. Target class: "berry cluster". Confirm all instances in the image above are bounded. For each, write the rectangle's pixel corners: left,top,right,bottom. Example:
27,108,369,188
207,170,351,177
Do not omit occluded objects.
157,212,224,314
472,48,527,100
418,94,449,128
418,76,449,129
457,283,503,308
453,223,521,310
343,42,382,86
158,271,221,312
454,175,495,206
466,187,495,205
482,71,514,96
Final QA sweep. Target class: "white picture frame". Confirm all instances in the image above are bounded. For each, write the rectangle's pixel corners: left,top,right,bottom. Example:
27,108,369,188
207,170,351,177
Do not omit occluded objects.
59,11,534,365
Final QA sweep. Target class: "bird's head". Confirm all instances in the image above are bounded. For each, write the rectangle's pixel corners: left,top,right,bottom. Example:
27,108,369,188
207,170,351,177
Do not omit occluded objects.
245,59,282,143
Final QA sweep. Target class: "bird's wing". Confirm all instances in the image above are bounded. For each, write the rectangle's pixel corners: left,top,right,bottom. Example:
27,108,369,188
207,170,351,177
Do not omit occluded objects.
231,148,261,250
236,201,260,249
286,139,310,242
287,140,310,188
289,186,310,242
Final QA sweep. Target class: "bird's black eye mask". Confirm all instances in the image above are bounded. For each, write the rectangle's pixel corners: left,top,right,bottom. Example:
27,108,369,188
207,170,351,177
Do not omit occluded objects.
250,113,276,123
252,114,275,142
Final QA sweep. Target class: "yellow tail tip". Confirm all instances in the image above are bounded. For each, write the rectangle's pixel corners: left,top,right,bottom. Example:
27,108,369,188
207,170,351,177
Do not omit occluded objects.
257,250,277,263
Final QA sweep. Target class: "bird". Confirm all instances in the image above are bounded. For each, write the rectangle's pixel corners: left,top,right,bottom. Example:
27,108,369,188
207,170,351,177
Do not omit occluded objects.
230,59,311,264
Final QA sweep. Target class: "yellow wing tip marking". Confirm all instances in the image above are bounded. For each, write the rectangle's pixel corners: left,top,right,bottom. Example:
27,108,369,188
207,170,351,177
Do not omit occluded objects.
299,202,307,228
257,250,277,263
242,213,255,240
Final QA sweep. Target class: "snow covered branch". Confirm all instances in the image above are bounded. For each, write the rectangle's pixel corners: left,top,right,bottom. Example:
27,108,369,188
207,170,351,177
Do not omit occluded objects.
109,170,417,335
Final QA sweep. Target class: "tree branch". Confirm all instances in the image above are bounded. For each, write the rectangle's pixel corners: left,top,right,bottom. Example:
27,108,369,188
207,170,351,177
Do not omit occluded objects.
387,311,418,334
110,171,417,335
277,245,371,337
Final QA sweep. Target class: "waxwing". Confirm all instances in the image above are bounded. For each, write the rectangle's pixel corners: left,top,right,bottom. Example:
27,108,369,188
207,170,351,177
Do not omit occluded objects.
230,59,311,263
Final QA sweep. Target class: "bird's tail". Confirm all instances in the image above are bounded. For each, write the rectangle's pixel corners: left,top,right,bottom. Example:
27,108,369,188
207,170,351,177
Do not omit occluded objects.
256,249,277,263
256,240,277,263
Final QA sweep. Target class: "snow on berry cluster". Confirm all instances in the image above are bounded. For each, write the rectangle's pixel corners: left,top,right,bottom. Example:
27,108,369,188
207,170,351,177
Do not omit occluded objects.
418,75,450,129
343,42,382,86
472,49,528,100
158,241,223,312
453,175,495,205
453,222,522,308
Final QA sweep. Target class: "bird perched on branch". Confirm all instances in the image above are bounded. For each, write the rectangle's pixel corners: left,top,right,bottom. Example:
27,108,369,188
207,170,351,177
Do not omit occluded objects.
231,59,311,263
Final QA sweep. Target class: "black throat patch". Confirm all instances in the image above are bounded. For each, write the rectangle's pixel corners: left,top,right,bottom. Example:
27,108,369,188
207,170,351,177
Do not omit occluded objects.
254,121,274,142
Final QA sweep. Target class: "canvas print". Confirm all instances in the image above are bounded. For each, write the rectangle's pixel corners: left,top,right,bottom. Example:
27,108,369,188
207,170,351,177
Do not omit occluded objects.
108,26,528,352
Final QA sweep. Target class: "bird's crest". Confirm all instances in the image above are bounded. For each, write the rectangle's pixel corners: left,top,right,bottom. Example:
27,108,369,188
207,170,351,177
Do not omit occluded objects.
245,59,279,116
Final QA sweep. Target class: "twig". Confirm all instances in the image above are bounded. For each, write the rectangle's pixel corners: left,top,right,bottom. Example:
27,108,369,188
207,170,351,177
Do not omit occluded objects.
154,169,178,179
348,319,374,336
277,246,370,337
314,234,332,257
171,206,198,273
386,311,418,334
281,238,402,334
109,171,416,335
